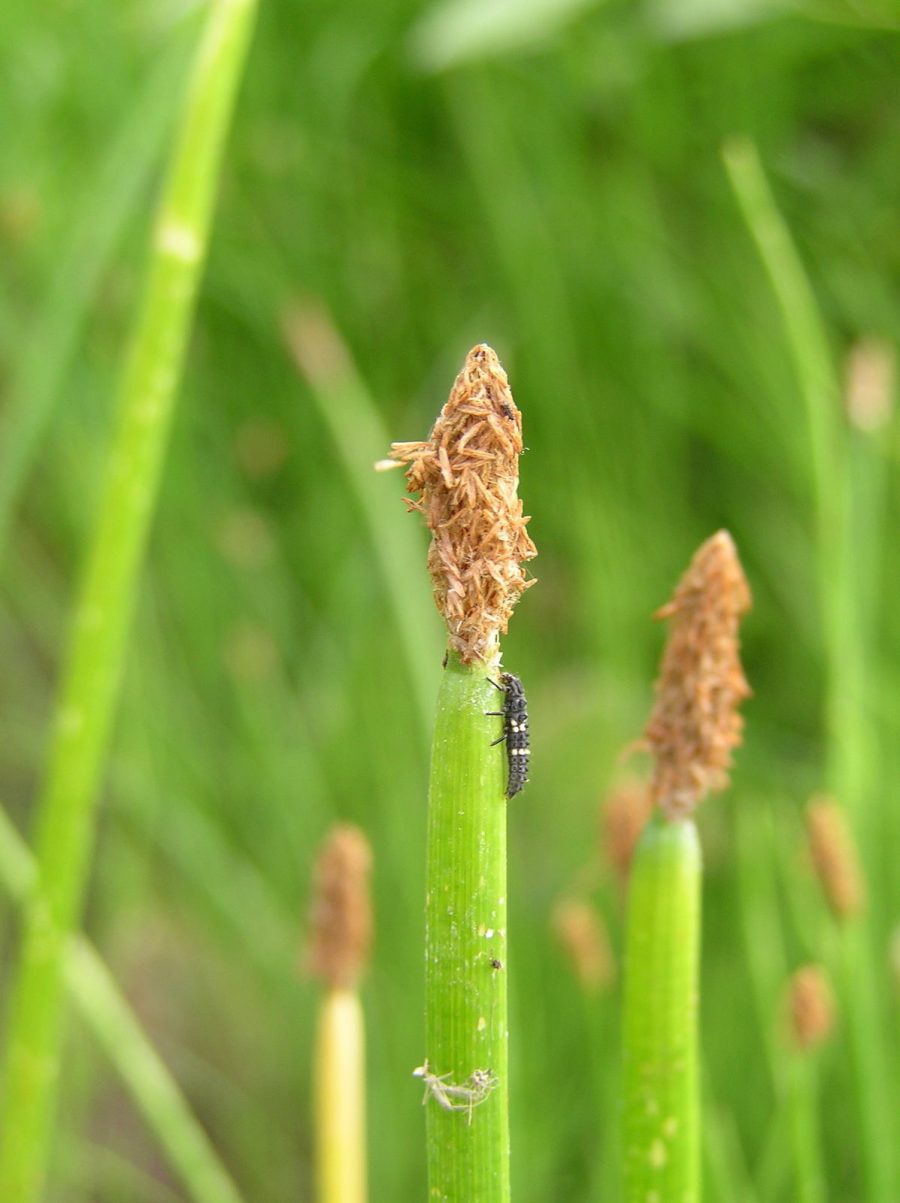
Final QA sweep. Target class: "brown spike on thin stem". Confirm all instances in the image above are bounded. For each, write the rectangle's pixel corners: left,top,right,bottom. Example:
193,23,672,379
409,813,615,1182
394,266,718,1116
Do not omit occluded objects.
645,530,752,819
306,824,373,990
552,898,615,994
387,345,537,663
806,795,866,922
787,964,835,1052
601,779,653,885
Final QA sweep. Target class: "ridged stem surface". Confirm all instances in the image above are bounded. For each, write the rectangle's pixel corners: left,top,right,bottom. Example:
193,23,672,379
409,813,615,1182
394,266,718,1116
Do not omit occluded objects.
424,652,509,1203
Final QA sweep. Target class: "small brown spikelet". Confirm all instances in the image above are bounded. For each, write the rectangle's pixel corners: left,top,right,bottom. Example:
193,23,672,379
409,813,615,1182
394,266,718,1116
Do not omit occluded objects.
387,345,537,663
787,964,835,1051
602,780,653,884
645,531,751,818
552,899,615,994
306,824,373,990
806,796,865,922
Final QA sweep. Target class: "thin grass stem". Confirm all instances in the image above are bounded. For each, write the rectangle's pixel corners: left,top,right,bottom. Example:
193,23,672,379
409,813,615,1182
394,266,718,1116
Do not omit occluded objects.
622,815,701,1203
0,804,246,1203
0,3,258,1196
315,990,367,1203
723,137,897,1203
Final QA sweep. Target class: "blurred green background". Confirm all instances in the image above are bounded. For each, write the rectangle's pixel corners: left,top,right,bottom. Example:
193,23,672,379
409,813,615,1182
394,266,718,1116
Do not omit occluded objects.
2,0,899,1199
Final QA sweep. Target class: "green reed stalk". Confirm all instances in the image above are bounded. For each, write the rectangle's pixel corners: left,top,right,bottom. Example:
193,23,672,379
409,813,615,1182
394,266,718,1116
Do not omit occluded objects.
0,3,258,1197
0,805,246,1203
622,815,701,1203
315,990,367,1203
388,345,534,1203
423,652,510,1203
786,1054,825,1203
723,138,896,1203
621,531,750,1203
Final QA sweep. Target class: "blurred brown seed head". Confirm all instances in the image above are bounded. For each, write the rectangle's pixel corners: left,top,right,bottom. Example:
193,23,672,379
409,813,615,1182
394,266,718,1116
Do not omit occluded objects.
306,824,373,990
787,964,835,1052
387,345,537,663
645,531,751,819
889,926,900,999
233,419,290,479
806,796,865,922
215,507,275,569
602,780,653,884
844,338,895,433
552,899,615,994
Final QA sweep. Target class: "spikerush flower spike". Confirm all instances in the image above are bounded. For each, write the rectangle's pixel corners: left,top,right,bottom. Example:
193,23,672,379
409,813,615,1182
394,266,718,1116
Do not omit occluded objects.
645,529,751,819
307,825,373,1203
388,344,537,664
386,345,536,1203
623,531,751,1203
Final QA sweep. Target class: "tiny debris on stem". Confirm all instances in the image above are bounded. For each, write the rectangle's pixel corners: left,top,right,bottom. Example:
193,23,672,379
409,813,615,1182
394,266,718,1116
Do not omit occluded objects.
412,1061,498,1123
387,345,537,663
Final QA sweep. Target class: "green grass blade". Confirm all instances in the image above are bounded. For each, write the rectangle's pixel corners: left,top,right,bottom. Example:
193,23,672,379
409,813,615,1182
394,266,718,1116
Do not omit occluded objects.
0,29,193,561
423,652,510,1203
723,137,897,1203
622,815,701,1203
0,2,258,1197
0,804,246,1203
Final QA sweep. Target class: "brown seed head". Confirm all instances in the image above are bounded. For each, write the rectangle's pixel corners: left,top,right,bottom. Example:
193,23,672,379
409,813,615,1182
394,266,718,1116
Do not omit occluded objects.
601,779,653,885
787,964,835,1052
387,345,537,663
844,338,895,433
806,796,865,922
645,531,751,819
551,898,615,994
306,824,373,990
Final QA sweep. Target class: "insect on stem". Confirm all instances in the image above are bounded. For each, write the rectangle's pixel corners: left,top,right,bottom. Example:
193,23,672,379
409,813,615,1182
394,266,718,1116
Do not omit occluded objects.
412,1062,499,1124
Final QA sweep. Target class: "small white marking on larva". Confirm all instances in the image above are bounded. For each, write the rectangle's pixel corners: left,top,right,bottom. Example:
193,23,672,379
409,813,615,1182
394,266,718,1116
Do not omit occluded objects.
662,1117,679,1139
477,1016,486,1031
485,928,494,939
649,1140,667,1168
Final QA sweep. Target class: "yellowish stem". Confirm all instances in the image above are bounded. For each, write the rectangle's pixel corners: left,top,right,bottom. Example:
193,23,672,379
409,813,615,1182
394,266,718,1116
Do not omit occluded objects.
315,989,367,1203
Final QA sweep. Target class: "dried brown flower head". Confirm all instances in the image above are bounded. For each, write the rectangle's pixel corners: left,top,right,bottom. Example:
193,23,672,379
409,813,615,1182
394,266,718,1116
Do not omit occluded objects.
601,779,653,885
306,824,373,990
806,796,865,922
787,964,835,1051
386,345,537,663
645,531,751,819
552,899,615,994
844,338,895,433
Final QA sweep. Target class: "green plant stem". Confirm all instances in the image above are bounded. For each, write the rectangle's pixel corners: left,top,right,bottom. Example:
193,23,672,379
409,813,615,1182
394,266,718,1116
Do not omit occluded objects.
0,805,246,1203
424,651,509,1203
786,1053,825,1203
315,988,367,1203
723,137,896,1203
0,3,258,1197
623,814,701,1203
0,28,193,562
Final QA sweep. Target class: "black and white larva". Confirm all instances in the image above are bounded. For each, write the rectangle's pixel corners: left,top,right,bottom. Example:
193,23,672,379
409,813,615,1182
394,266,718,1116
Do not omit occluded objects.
486,672,530,798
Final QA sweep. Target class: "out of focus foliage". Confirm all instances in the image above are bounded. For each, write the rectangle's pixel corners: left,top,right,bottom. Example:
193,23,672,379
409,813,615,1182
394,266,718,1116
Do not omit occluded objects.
1,1,898,1199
